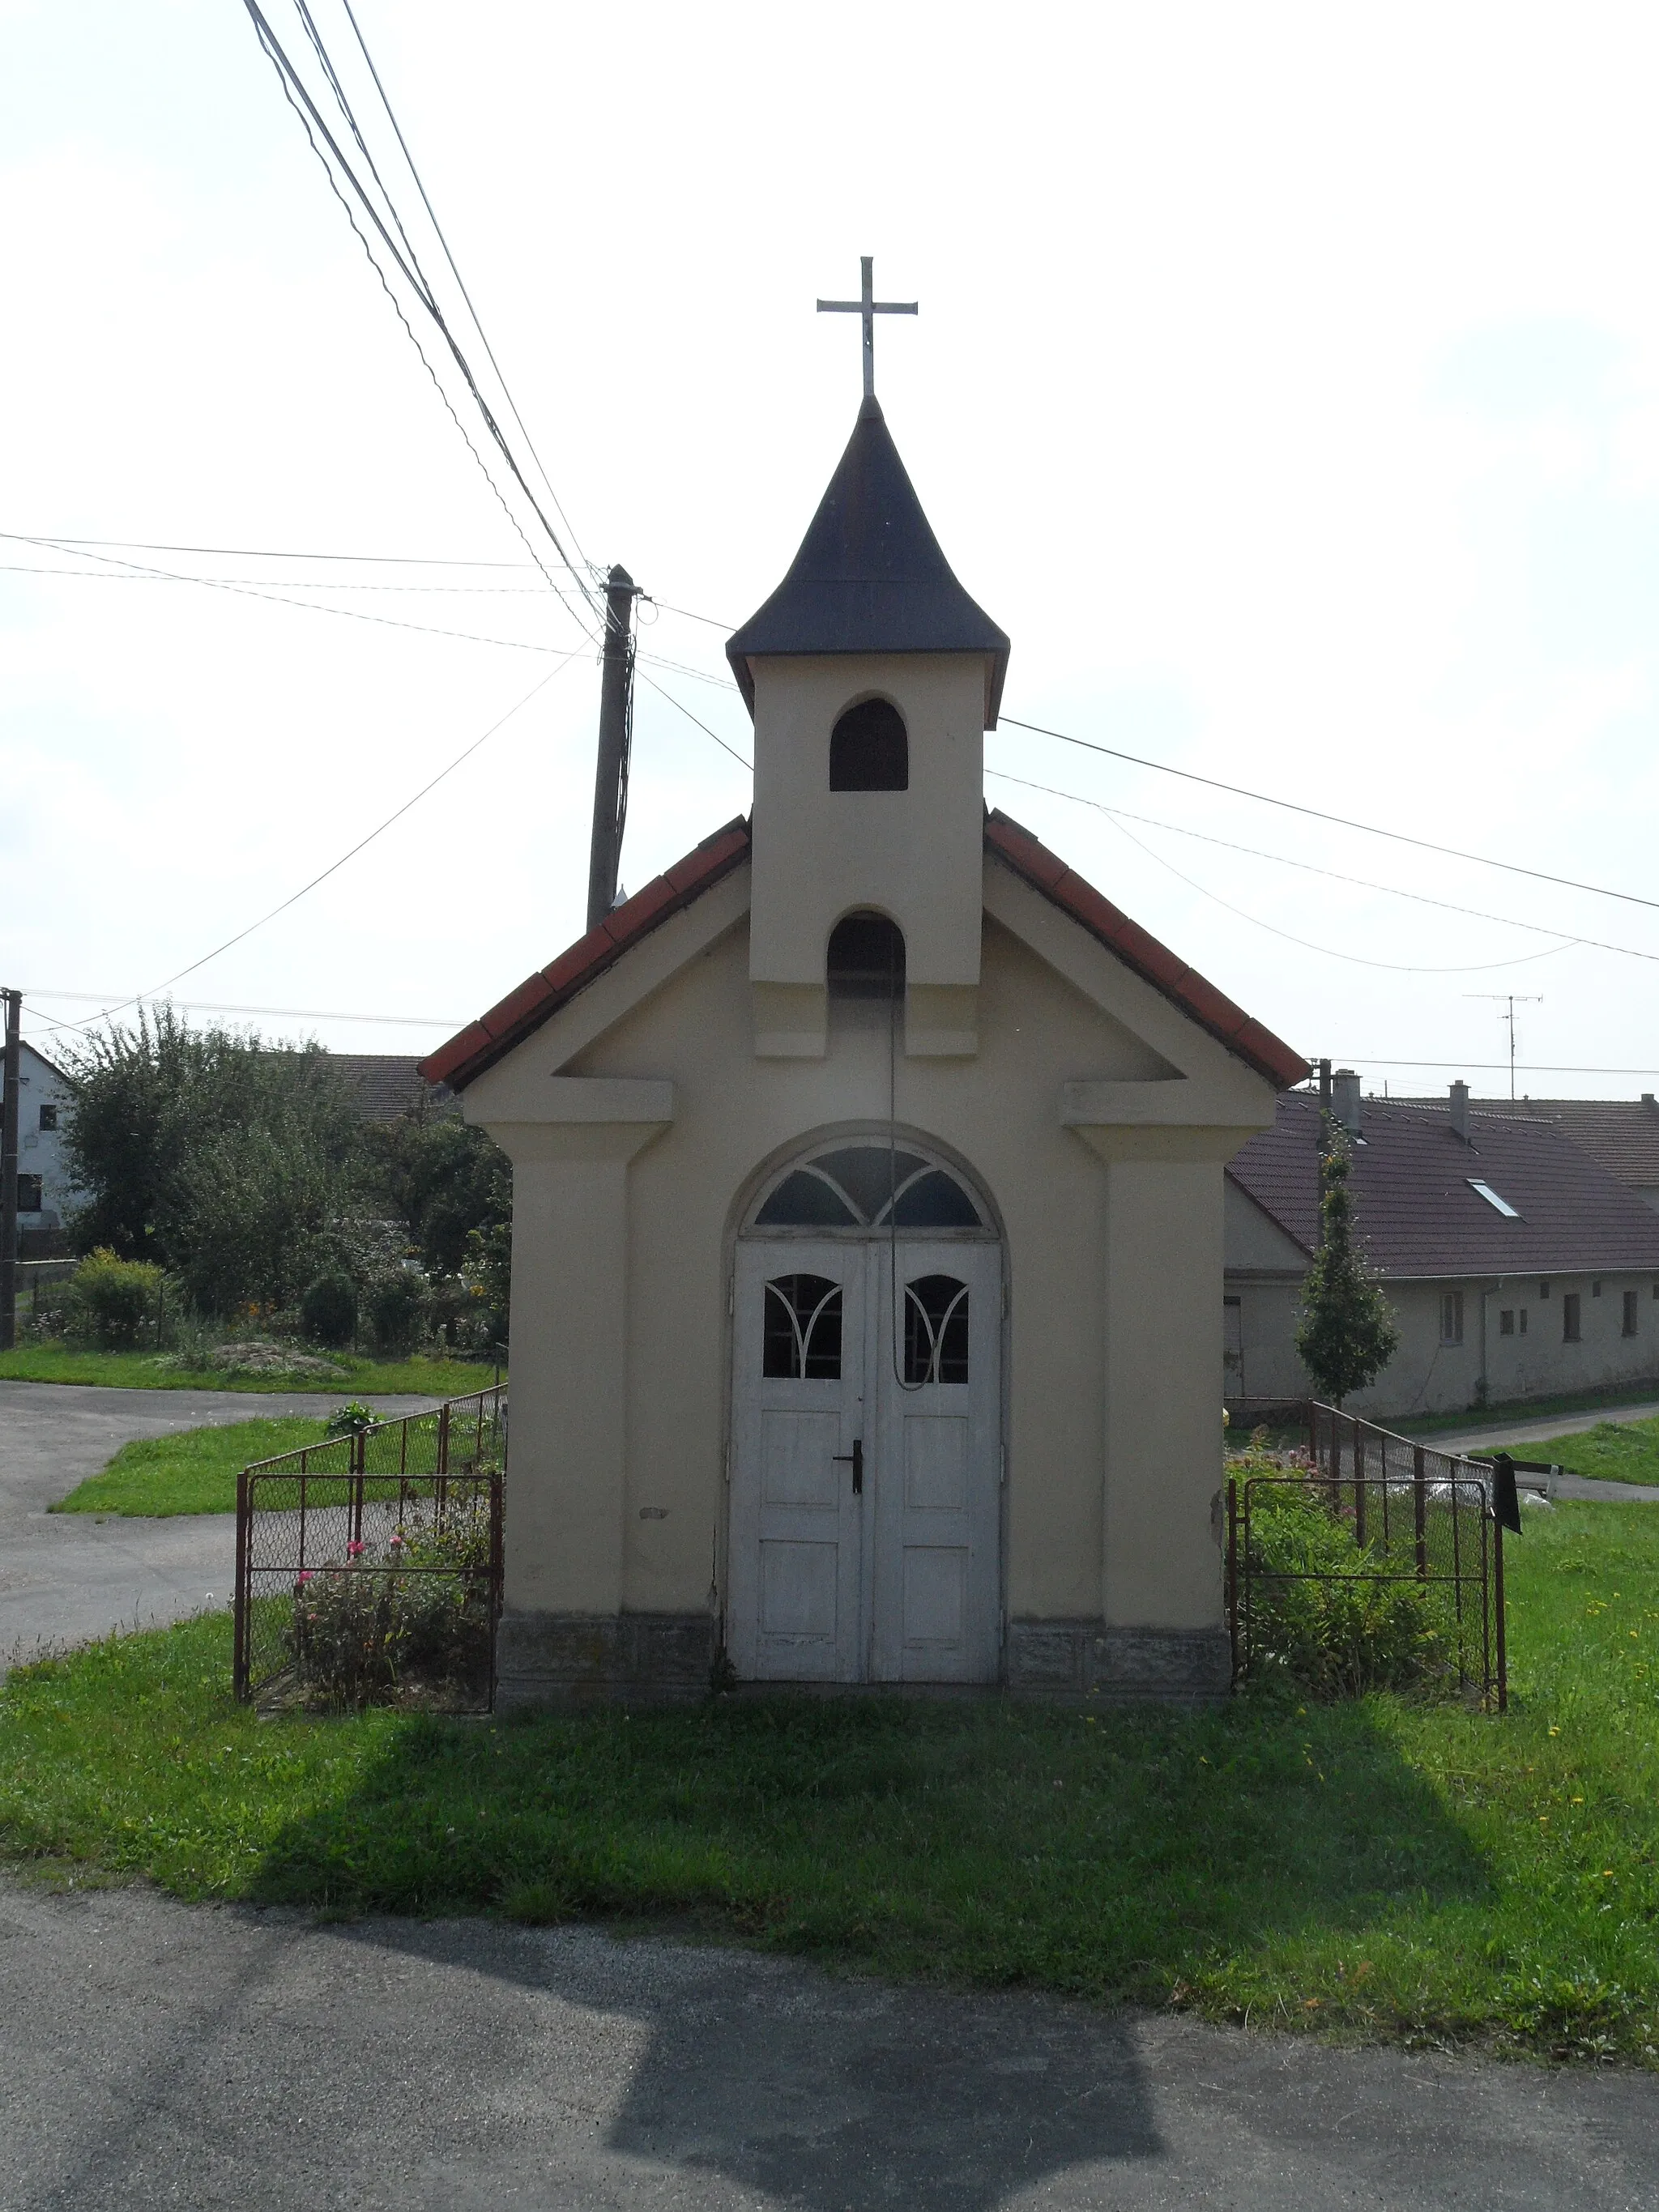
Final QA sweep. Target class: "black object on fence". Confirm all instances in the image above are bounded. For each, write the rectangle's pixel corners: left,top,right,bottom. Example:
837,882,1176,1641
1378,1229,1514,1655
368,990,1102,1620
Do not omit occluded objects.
1226,1400,1508,1711
233,1386,505,1712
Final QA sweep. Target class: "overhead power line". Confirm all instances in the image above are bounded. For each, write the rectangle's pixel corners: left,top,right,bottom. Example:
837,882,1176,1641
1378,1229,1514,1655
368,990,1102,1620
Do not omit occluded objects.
23,992,463,1028
22,650,584,1044
1327,1059,1659,1079
10,535,534,565
998,715,1659,918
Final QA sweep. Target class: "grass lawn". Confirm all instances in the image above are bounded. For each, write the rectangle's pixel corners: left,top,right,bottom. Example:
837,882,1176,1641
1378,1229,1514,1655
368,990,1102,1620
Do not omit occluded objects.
2,1502,1657,2064
0,1344,498,1397
1482,1417,1659,1490
1394,1380,1659,1439
50,1417,328,1518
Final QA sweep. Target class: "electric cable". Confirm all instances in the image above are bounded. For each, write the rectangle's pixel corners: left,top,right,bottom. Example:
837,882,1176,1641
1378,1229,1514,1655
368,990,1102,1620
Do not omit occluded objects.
998,714,1659,917
21,650,583,1043
635,668,753,769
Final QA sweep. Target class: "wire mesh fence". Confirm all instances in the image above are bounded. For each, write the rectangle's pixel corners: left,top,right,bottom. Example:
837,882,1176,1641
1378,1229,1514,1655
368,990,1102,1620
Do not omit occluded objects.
1226,1400,1506,1709
233,1387,505,1712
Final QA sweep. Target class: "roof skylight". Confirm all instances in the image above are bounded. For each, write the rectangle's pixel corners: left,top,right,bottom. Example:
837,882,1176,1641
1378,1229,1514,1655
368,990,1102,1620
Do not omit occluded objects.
1467,1178,1520,1219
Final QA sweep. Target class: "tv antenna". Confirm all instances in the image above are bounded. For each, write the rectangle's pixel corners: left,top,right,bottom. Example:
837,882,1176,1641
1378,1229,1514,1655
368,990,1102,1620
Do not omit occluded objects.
1465,994,1542,1099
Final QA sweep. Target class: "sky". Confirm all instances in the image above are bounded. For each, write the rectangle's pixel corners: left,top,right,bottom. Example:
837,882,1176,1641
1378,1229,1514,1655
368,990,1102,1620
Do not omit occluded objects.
4,0,1659,1099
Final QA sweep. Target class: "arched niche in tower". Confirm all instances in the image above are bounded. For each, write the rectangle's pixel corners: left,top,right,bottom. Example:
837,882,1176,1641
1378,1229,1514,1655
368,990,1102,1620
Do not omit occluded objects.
829,697,909,791
826,911,906,999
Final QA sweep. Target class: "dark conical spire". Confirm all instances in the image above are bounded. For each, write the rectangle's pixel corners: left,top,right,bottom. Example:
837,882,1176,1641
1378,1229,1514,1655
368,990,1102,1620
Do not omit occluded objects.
726,397,1009,725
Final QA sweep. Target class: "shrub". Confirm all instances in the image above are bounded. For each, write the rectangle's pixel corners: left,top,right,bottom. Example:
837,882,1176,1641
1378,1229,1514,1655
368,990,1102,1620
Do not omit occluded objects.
300,1272,357,1348
1236,1471,1451,1699
324,1401,377,1439
365,1269,427,1355
70,1247,163,1349
284,1510,493,1708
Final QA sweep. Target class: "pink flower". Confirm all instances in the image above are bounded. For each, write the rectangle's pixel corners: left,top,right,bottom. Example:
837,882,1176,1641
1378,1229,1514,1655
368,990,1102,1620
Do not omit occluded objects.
346,1540,365,1559
296,1570,314,1588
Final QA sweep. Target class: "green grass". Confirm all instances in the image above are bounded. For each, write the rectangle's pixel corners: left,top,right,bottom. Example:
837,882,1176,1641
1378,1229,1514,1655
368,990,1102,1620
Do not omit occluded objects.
50,1417,328,1517
3,1504,1658,2061
0,1343,499,1396
1483,1417,1659,1490
1393,1379,1659,1439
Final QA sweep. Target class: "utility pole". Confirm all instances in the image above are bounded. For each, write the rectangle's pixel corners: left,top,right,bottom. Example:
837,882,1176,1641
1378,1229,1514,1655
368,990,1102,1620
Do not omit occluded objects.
0,988,19,1353
586,565,638,932
1465,994,1542,1100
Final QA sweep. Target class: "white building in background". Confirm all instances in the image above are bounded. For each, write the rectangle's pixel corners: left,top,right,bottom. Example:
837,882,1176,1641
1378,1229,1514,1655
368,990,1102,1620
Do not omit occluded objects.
4,1041,75,1239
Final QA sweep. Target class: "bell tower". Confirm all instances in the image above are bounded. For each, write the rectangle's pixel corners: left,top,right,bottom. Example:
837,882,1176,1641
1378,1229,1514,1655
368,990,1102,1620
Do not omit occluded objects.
727,389,1009,1059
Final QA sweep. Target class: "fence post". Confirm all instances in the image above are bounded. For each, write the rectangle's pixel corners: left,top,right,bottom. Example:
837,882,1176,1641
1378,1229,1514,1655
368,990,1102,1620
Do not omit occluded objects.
1306,1398,1317,1472
1413,1444,1427,1578
1493,1514,1508,1713
488,1468,505,1711
352,1426,365,1547
1353,1415,1367,1547
1226,1476,1239,1684
233,1464,249,1702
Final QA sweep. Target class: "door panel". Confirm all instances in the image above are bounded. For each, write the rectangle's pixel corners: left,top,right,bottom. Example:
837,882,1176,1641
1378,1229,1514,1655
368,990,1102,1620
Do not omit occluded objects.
870,1242,1001,1683
730,1242,864,1681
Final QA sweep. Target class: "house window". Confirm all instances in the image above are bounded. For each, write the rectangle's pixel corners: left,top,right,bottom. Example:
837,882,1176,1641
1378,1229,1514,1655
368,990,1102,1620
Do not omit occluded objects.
827,913,905,1001
904,1275,970,1384
830,697,908,791
15,1174,43,1213
1539,1281,1550,1298
1623,1289,1640,1338
1499,1309,1515,1336
1593,1280,1603,1298
1440,1289,1465,1346
1562,1292,1582,1345
763,1275,842,1379
37,1103,57,1132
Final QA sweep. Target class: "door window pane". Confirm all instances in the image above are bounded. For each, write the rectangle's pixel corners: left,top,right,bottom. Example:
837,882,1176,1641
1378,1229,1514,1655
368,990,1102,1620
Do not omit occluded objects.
764,1276,842,1379
904,1274,970,1384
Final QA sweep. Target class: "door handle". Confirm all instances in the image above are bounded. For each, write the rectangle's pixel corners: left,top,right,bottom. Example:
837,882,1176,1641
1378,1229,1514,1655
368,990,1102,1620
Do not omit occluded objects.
833,1438,864,1494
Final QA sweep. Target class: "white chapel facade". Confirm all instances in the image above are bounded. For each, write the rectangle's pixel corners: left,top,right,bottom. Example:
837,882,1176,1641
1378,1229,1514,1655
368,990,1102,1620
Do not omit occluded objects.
424,382,1305,1706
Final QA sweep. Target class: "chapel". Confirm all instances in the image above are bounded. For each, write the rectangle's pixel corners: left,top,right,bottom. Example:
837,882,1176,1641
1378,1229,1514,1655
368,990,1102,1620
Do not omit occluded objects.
422,361,1306,1707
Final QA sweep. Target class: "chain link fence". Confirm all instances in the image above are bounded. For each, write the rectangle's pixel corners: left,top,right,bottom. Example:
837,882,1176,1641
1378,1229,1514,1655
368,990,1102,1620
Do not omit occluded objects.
234,1387,505,1711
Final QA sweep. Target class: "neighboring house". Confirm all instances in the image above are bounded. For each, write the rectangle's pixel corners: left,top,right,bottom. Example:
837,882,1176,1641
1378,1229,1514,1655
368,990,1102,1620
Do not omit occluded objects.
1399,1093,1659,1213
1226,1075,1659,1418
421,385,1305,1708
3,1041,76,1249
324,1054,456,1123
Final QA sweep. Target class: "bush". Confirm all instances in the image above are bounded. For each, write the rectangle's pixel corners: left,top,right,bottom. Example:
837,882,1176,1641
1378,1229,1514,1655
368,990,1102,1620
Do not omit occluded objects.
300,1272,357,1349
1236,1469,1451,1699
70,1248,163,1349
285,1510,493,1708
324,1401,377,1439
365,1269,427,1355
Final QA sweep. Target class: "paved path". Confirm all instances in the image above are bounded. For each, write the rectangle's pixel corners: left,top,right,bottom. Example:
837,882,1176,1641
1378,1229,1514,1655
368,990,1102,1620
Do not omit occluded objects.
0,1382,432,1669
0,1879,1653,2211
1423,1400,1659,1459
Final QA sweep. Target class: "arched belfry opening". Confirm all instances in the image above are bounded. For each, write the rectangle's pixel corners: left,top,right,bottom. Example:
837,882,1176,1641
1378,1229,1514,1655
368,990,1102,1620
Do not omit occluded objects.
830,697,908,791
827,912,905,999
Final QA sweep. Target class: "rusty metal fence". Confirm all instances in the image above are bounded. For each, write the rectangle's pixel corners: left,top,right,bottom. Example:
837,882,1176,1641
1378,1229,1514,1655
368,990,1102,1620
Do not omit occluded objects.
1226,1400,1507,1709
233,1387,505,1711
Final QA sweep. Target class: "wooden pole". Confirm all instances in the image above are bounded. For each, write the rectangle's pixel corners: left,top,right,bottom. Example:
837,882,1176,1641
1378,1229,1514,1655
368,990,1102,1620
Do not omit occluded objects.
586,565,637,931
0,988,19,1353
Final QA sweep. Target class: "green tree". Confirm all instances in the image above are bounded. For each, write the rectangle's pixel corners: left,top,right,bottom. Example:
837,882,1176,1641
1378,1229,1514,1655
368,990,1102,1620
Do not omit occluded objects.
58,1008,365,1310
1295,1131,1400,1406
368,1112,510,1277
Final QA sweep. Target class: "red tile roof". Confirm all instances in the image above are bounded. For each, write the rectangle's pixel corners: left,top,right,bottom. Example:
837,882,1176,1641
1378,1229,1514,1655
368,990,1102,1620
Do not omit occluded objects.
985,811,1308,1089
1229,1093,1659,1277
1397,1094,1659,1196
423,808,1308,1094
418,818,751,1091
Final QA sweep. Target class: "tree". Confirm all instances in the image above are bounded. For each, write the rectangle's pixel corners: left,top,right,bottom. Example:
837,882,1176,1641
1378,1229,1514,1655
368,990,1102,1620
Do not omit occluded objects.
367,1112,510,1277
1295,1131,1400,1406
58,1008,364,1310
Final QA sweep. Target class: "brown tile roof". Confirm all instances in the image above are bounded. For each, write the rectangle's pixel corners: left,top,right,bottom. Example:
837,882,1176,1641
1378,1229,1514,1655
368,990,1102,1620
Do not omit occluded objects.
1397,1095,1659,1194
419,818,752,1091
985,811,1308,1089
423,809,1308,1095
1229,1093,1659,1278
326,1055,456,1123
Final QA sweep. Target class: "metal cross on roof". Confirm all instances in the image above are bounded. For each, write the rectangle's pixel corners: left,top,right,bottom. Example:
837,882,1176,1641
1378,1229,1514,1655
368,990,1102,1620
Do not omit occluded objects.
816,256,918,401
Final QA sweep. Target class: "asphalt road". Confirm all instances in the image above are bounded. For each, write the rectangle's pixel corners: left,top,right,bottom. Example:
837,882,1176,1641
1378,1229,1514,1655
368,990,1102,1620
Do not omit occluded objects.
0,1877,1653,2211
0,1382,431,1669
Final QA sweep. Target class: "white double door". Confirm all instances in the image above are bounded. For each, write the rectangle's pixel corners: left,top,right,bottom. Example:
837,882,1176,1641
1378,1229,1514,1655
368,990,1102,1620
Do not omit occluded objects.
729,1236,1001,1684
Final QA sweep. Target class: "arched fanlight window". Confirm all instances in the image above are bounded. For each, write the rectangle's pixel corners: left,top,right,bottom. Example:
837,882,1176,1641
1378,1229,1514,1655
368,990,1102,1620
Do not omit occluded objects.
827,913,904,1000
753,1144,984,1231
830,697,908,791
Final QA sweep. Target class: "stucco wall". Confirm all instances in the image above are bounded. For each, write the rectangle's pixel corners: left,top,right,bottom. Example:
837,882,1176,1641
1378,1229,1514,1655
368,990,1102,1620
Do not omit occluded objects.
1226,1265,1659,1418
467,856,1279,1656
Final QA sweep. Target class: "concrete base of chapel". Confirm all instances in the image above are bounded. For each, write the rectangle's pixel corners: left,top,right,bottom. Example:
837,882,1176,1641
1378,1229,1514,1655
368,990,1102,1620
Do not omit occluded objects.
495,1610,1231,1707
